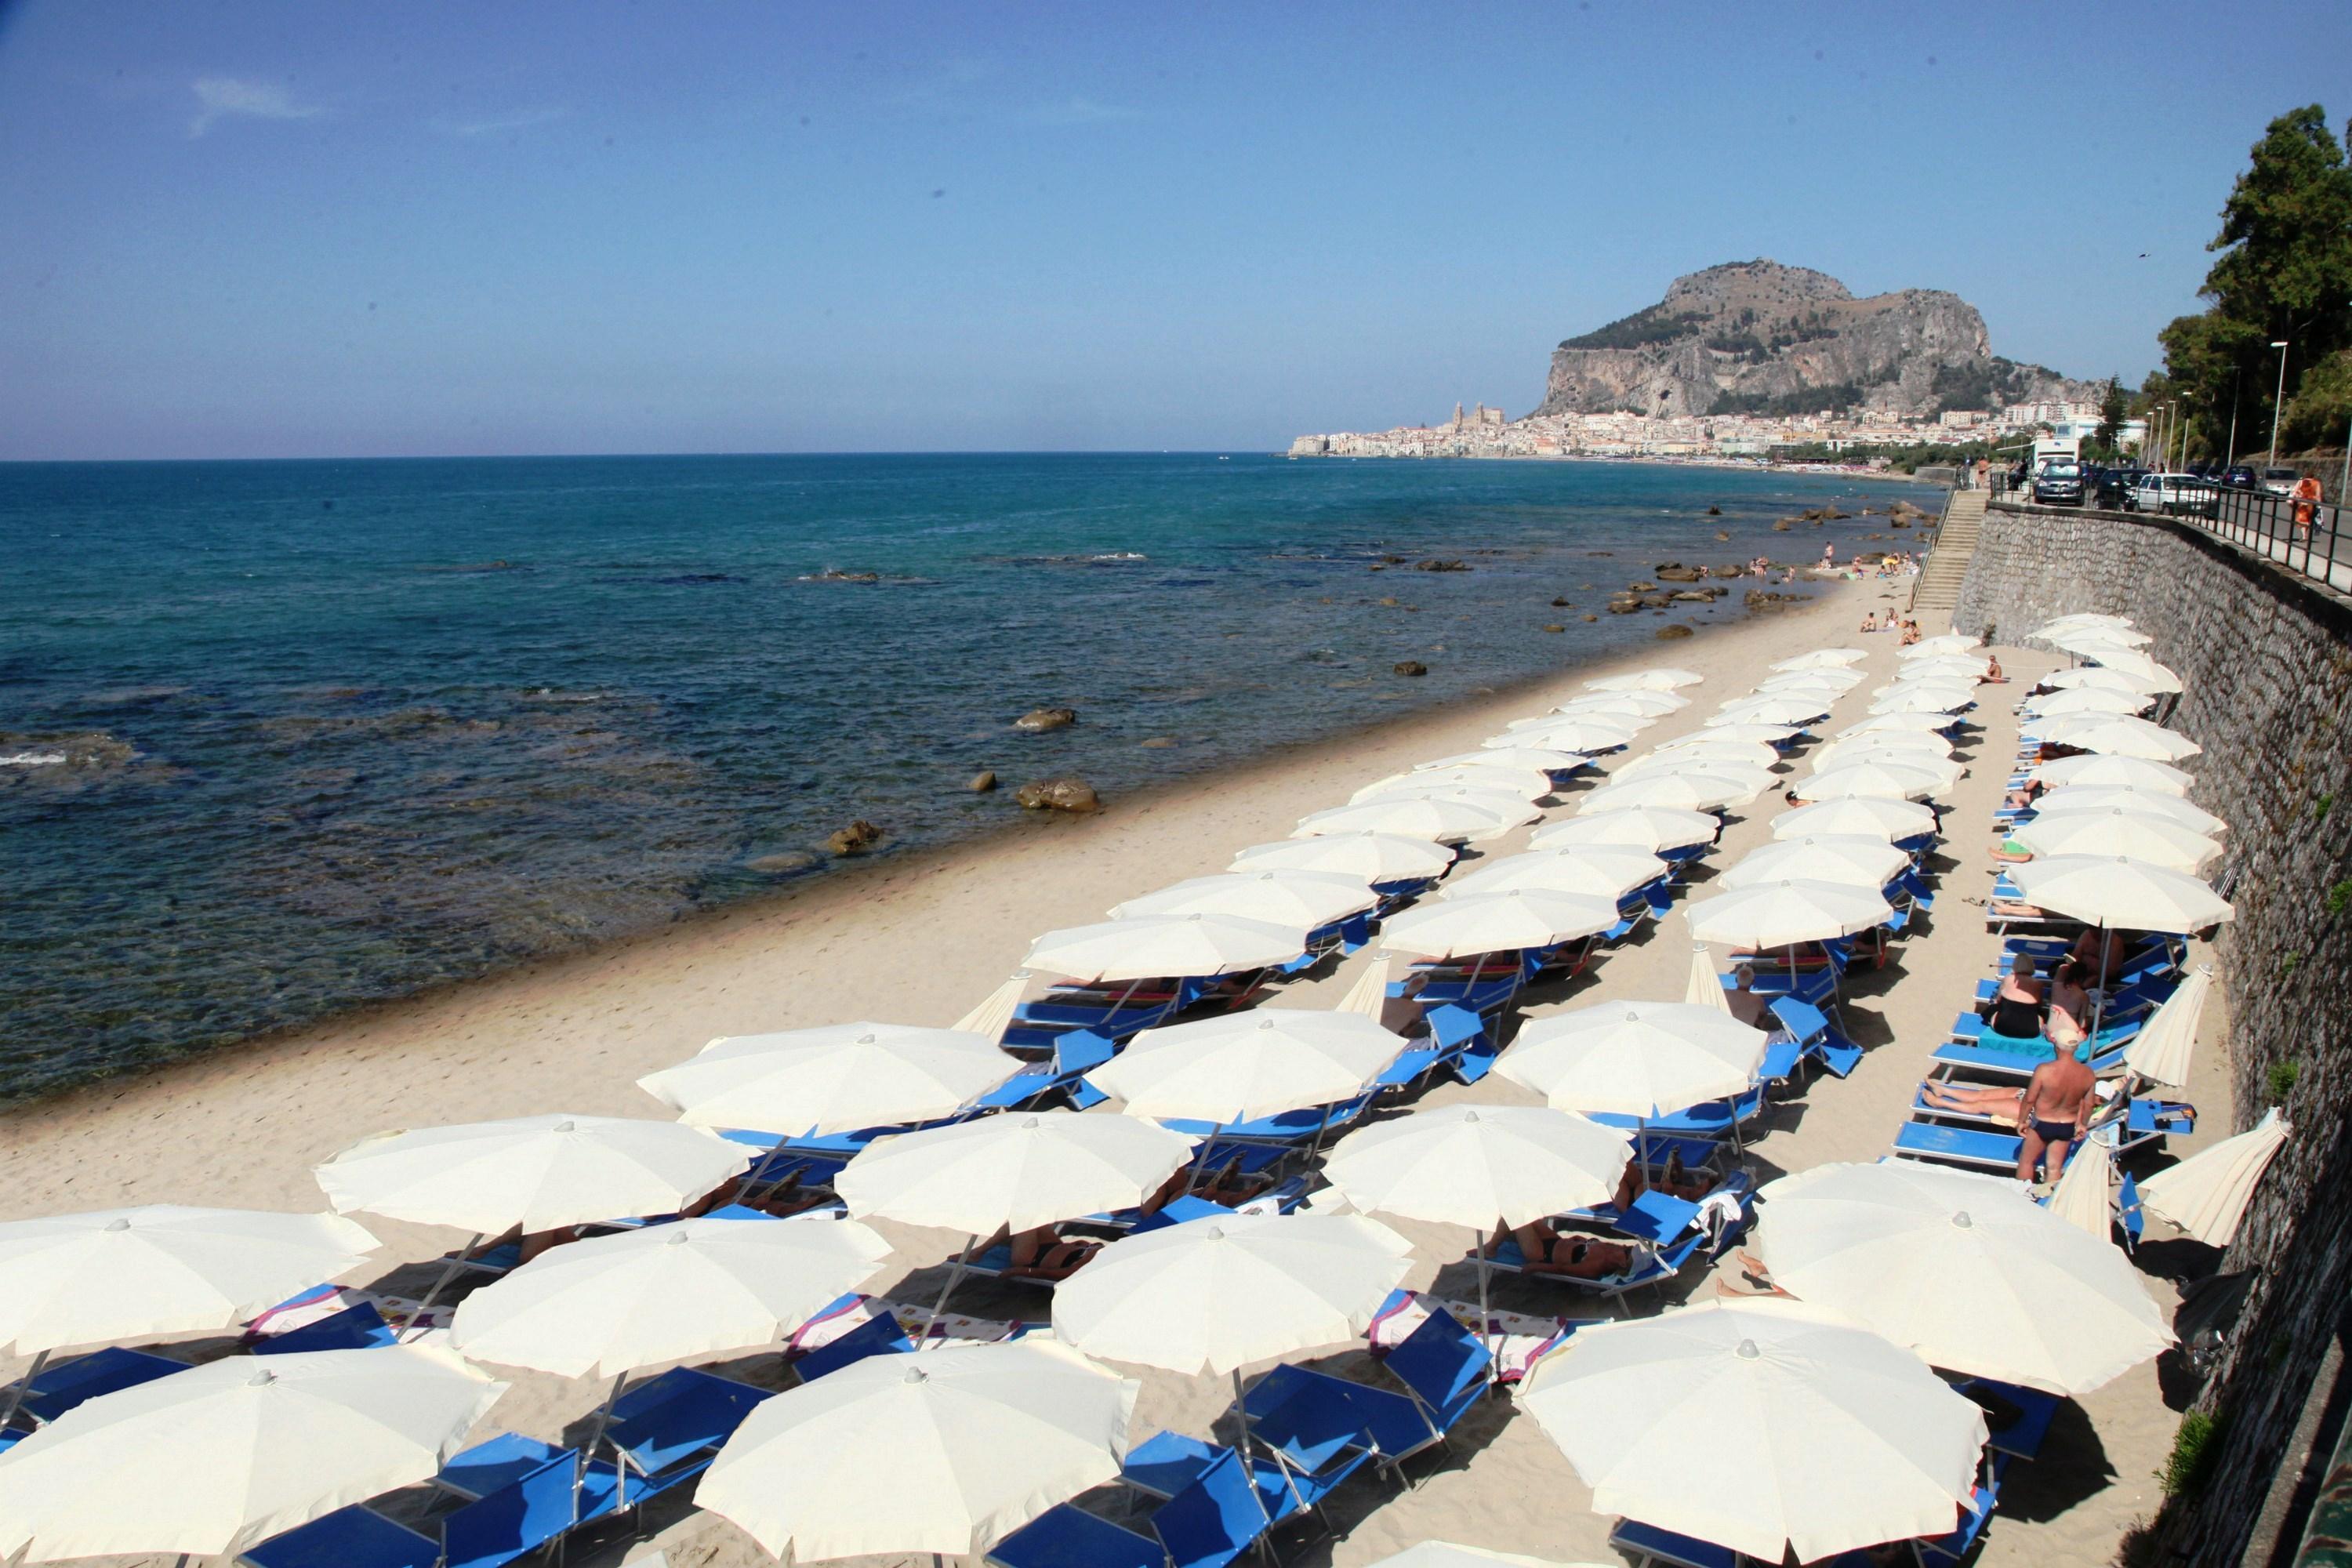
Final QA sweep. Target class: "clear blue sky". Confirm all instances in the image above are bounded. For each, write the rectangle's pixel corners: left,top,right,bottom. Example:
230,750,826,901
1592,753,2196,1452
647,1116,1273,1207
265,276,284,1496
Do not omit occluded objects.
4,0,2347,459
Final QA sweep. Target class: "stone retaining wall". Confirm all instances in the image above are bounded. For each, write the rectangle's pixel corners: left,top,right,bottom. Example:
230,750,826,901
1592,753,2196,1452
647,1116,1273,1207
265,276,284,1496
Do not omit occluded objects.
1955,502,2352,1563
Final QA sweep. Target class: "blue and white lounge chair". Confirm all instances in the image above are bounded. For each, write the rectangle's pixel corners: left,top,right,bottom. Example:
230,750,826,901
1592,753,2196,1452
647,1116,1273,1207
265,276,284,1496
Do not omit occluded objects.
10,1346,182,1425
986,1447,1271,1568
600,1367,772,1505
241,1442,623,1568
1241,1311,1492,1483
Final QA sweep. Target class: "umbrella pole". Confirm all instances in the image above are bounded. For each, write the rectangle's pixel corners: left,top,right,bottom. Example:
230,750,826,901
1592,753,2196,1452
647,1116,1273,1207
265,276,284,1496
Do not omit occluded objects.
574,1370,628,1521
398,1232,485,1340
1183,1122,1229,1194
1229,1367,1308,1523
923,1233,982,1338
2089,920,2109,1049
0,1348,50,1431
1475,1241,1498,1385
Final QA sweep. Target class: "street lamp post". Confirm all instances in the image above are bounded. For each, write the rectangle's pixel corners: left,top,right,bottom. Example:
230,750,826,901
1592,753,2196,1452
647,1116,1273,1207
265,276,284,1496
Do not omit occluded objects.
2269,340,2291,467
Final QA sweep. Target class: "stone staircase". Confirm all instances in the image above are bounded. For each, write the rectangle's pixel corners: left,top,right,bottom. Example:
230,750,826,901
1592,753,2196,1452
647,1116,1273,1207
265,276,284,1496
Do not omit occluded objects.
1909,488,1984,616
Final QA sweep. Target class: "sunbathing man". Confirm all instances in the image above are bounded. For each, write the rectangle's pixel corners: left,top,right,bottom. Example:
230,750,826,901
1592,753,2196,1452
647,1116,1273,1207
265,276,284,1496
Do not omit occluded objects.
1006,1226,1102,1281
1608,1148,1714,1210
2016,1040,2096,1181
1494,1220,1639,1279
2071,926,2129,986
2047,957,2094,1046
2002,776,2046,812
1722,960,1772,1028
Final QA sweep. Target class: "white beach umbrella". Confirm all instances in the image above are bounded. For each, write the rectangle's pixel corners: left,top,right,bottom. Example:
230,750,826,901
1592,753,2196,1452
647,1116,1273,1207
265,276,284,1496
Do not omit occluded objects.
698,1340,1138,1560
1771,796,1938,842
1683,880,1893,949
1646,735,1781,770
1232,830,1454,884
1051,1211,1415,1375
1364,1544,1610,1568
1499,1002,1767,1119
1112,869,1377,927
1838,711,1958,737
2045,662,2180,696
1685,942,1733,1014
1708,695,1832,727
1808,750,1964,792
1532,806,1719,853
2122,964,2214,1087
2139,1109,2291,1247
1441,845,1668,902
0,1207,379,1367
1811,732,1954,771
1577,771,1759,815
1094,1010,1406,1124
2034,613,2135,637
1379,888,1621,960
1719,835,1907,891
1294,793,1531,844
2046,1134,2118,1242
315,1114,751,1236
1323,1105,1628,1228
1415,746,1589,775
639,1023,1019,1138
2024,686,2153,719
1024,913,1309,983
2031,785,2225,834
1757,1163,2170,1393
2011,811,2220,873
2051,626,2154,654
1555,691,1689,718
1614,759,1780,802
1671,720,1799,746
0,1343,505,1563
1755,670,1864,695
1769,648,1868,670
2005,855,2234,933
1500,716,1646,752
1585,667,1704,692
840,1111,1194,1236
1791,760,1945,803
1898,633,1980,657
2031,713,2200,761
2029,753,2194,794
449,1212,892,1379
1867,684,1975,717
1351,768,1552,805
1518,1298,1987,1565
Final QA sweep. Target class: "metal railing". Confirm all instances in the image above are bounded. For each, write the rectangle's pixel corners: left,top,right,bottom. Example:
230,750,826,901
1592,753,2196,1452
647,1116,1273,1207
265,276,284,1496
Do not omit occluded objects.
1991,471,2352,596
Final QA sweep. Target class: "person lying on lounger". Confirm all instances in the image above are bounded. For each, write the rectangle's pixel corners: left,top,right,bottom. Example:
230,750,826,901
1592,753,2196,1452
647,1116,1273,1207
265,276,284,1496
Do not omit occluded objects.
1491,1221,1641,1279
2070,927,2129,986
1918,1079,2027,1123
1007,1226,1104,1280
2002,777,2046,812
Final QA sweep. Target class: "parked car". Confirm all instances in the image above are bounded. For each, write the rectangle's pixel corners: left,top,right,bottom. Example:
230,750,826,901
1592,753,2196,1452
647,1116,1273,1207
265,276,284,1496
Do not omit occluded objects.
2127,472,2222,519
2033,461,2086,506
2223,465,2258,490
2261,466,2303,497
2095,466,2143,506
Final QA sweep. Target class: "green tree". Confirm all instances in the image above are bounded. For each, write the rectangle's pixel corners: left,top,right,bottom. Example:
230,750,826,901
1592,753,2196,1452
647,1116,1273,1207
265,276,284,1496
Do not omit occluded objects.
2089,379,2128,459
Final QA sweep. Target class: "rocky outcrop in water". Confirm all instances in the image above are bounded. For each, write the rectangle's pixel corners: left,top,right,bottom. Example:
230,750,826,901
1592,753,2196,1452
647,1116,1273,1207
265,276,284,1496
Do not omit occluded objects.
1016,777,1101,813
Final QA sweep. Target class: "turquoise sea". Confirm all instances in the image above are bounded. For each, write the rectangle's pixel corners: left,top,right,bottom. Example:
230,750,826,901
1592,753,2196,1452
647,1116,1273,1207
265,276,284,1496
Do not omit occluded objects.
0,453,1923,1098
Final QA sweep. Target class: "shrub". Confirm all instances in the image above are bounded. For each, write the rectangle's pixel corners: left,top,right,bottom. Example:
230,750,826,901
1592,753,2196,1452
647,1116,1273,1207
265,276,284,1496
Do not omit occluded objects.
2269,1059,2301,1099
2161,1410,2224,1496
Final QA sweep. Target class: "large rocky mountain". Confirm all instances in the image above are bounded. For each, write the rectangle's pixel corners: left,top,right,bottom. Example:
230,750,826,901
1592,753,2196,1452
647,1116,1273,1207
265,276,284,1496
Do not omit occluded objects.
1534,260,2089,419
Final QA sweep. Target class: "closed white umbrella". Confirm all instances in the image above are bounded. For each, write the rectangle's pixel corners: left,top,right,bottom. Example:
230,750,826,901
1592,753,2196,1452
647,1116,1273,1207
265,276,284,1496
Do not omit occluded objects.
1499,1002,1766,1119
1094,1010,1406,1125
1051,1211,1415,1375
2031,786,2226,834
1352,768,1553,804
840,1112,1194,1236
1232,831,1454,884
639,1024,1019,1138
1898,633,1980,657
1867,685,1975,717
1555,691,1689,718
2046,1135,2117,1242
1441,845,1667,902
1683,879,1893,949
699,1340,1138,1559
1025,913,1309,984
1378,889,1621,960
1838,711,1958,737
1719,835,1907,891
2011,811,2220,873
1771,796,1937,842
1499,716,1646,752
1685,942,1732,1014
2024,686,2152,719
1112,869,1377,927
1577,772,1759,815
2029,753,2193,794
1338,954,1395,1019
450,1212,892,1379
1708,694,1831,727
2005,855,2233,933
315,1114,750,1236
2029,713,2200,760
1753,1161,2171,1394
2139,1109,2291,1247
1533,806,1719,853
1790,760,1945,802
2122,964,2213,1087
0,1343,505,1563
1585,667,1703,692
1519,1298,1987,1565
1294,792,1533,844
953,975,1030,1042
1769,648,1867,671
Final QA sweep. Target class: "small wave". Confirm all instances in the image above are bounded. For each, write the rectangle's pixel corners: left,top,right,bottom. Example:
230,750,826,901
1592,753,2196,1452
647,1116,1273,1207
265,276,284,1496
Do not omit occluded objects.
1,753,67,767
1089,551,1147,562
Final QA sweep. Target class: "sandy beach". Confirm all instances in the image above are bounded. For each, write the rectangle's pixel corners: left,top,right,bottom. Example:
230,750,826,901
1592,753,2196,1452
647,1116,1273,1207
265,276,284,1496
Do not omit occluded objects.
0,571,2231,1568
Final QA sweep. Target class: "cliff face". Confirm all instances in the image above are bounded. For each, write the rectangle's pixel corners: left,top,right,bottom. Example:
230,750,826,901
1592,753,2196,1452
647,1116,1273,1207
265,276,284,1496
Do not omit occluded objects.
1535,260,2083,419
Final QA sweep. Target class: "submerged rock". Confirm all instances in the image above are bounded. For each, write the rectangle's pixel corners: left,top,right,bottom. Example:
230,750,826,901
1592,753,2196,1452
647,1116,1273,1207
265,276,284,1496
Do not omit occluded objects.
1656,624,1696,640
1707,505,1722,515
1139,737,1177,749
1014,706,1078,732
826,819,886,855
969,771,998,793
746,851,822,876
1392,661,1428,677
1016,777,1102,813
1414,559,1469,572
1654,564,1703,583
1543,624,1566,633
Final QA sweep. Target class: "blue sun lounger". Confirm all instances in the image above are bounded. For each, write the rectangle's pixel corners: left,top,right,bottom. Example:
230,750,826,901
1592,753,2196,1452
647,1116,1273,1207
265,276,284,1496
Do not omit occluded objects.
986,1447,1271,1568
241,1442,625,1568
1121,1426,1370,1538
1374,1004,1494,1092
1484,1223,1711,1311
1240,1309,1493,1483
1769,997,1864,1079
9,1345,183,1425
972,1029,1117,1112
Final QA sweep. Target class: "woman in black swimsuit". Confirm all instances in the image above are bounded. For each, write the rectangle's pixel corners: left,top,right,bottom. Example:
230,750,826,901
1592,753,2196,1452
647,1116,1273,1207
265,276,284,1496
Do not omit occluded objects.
1985,953,2045,1039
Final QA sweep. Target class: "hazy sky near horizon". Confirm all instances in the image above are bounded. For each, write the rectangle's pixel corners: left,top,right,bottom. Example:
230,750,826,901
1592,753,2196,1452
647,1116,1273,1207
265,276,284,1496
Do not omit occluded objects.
5,0,2349,460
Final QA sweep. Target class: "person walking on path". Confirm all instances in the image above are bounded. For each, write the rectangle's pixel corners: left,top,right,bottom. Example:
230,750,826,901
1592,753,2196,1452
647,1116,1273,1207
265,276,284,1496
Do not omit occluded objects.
1975,457,1990,492
2292,473,2323,543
